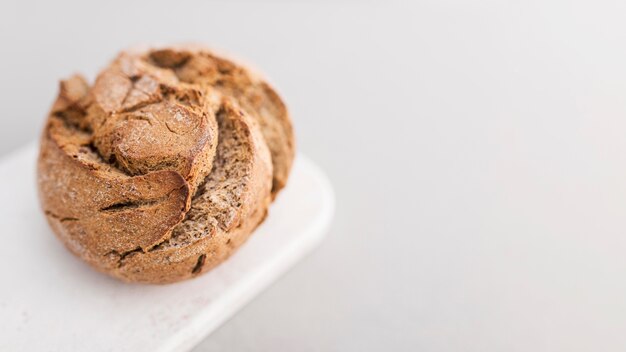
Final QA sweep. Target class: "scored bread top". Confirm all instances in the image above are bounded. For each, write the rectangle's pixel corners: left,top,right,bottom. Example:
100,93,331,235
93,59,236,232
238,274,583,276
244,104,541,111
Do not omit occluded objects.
114,100,272,283
147,47,294,196
37,46,289,283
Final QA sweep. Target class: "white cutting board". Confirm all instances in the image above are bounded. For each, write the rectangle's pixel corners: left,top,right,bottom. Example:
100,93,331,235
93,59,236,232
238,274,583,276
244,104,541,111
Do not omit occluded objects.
0,143,334,352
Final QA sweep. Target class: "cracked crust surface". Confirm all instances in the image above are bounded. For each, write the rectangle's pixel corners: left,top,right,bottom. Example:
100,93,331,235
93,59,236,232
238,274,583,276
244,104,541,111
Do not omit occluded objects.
146,46,294,196
37,47,285,283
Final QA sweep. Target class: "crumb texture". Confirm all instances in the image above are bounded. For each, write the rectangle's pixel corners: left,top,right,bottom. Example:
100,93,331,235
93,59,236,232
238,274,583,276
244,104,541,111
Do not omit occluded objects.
37,46,289,283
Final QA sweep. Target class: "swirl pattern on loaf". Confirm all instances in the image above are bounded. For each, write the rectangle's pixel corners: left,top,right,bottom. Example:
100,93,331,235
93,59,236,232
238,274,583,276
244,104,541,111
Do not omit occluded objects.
37,47,294,283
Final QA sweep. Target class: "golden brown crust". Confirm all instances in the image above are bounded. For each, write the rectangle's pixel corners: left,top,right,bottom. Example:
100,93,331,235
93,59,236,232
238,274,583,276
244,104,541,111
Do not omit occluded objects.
112,101,272,283
37,46,290,283
146,46,295,196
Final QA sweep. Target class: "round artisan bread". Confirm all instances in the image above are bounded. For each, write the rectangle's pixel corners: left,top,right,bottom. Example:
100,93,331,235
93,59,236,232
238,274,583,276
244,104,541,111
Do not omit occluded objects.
37,46,291,283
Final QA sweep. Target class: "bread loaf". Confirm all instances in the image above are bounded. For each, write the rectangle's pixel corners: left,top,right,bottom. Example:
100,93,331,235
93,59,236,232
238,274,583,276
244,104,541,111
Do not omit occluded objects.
37,46,293,283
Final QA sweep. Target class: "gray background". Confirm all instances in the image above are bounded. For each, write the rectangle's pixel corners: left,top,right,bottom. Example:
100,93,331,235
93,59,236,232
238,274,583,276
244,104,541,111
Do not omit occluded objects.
3,1,626,351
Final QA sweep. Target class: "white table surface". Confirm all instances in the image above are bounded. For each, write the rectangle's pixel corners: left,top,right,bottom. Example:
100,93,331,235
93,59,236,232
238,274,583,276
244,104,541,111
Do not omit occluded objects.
2,1,626,351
